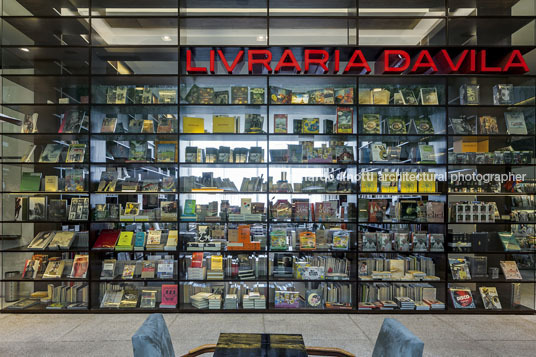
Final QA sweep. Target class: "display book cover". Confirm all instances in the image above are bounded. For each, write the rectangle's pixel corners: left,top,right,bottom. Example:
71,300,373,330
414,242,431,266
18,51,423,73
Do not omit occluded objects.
160,284,178,308
93,230,121,249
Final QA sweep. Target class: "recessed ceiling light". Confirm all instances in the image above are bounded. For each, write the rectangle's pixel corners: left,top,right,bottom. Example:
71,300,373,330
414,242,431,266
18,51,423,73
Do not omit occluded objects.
161,35,172,42
256,35,265,42
19,48,30,52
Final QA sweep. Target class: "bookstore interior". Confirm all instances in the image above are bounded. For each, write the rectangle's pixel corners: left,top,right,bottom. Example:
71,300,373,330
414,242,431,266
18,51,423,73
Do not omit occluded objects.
0,0,535,314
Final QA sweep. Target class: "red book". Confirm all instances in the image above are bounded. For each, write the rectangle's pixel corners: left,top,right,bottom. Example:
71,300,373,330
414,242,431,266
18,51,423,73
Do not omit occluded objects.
93,230,120,249
160,284,178,307
191,252,204,268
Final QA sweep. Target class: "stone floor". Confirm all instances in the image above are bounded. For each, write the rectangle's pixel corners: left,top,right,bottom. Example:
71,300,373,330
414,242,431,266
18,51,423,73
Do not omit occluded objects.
1,313,536,356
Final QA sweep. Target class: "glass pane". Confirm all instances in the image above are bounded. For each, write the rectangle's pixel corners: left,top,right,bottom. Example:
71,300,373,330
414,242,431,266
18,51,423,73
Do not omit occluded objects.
1,18,90,46
2,76,89,104
270,0,356,16
92,47,178,75
448,18,535,46
269,18,357,46
91,17,178,46
359,0,445,16
359,18,446,45
92,0,178,16
2,47,89,75
180,18,267,46
180,0,266,16
2,0,89,16
448,0,536,16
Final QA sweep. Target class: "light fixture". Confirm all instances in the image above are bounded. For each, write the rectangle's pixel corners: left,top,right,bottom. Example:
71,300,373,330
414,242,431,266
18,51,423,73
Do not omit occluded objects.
19,48,30,52
161,35,172,42
256,35,265,42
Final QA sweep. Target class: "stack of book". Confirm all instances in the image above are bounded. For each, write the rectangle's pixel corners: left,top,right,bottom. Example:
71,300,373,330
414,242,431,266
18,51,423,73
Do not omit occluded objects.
224,294,238,309
190,292,211,309
207,269,224,280
358,302,376,310
395,297,416,310
238,269,255,280
378,300,398,310
187,267,206,280
208,294,222,309
424,299,445,310
243,292,265,309
415,301,431,311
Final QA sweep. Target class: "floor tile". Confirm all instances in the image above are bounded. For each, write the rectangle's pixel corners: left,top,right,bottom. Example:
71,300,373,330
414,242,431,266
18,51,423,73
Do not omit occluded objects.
475,340,536,357
436,315,536,341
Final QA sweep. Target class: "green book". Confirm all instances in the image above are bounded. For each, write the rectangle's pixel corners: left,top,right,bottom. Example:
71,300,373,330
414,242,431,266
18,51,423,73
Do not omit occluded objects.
134,232,146,251
413,116,435,134
20,172,42,191
183,199,196,216
418,144,436,164
387,117,407,134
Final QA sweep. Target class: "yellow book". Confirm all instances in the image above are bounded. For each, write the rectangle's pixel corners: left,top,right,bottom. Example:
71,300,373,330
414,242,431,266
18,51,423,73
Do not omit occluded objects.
211,255,223,271
380,172,398,193
400,172,418,193
182,117,204,133
165,230,178,250
141,119,154,133
299,231,316,250
361,172,378,193
116,231,134,250
212,116,235,133
44,176,58,192
419,172,436,193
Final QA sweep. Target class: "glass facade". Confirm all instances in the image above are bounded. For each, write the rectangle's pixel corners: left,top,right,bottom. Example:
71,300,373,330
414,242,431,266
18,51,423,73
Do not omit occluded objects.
0,1,535,313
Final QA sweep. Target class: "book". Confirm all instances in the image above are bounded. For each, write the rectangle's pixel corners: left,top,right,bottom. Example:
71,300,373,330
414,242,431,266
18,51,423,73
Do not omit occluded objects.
156,141,177,162
68,197,89,220
478,116,499,134
231,86,248,104
450,117,476,134
479,287,502,309
29,197,46,220
21,172,42,191
250,87,265,104
500,261,522,280
128,119,143,133
336,107,353,134
140,289,157,308
291,92,309,104
198,87,214,104
97,171,118,192
70,255,89,278
44,176,58,192
214,90,229,104
65,144,86,163
100,117,117,133
48,199,67,221
21,113,38,133
270,86,291,104
27,231,56,250
213,116,235,133
493,84,513,105
245,114,264,133
334,87,354,104
141,119,154,133
141,261,156,279
420,88,439,105
146,230,162,247
377,232,392,251
459,84,479,105
39,144,64,163
299,231,316,250
124,202,140,216
115,231,134,251
100,259,116,279
43,260,65,278
362,114,380,134
48,231,75,249
165,230,178,251
93,230,120,249
413,117,434,134
450,287,476,308
274,114,288,133
401,88,418,105
418,144,436,164
358,89,372,104
449,258,471,280
505,112,527,135
160,201,177,221
302,117,319,134
128,141,147,162
160,284,178,308
133,232,146,251
122,264,136,279
498,232,521,251
64,169,84,192
332,230,350,250
158,89,177,104
182,117,204,133
157,116,176,133
372,89,390,104
387,117,407,134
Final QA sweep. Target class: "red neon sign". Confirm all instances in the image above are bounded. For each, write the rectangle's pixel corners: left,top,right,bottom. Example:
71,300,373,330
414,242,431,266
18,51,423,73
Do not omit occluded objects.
185,48,530,74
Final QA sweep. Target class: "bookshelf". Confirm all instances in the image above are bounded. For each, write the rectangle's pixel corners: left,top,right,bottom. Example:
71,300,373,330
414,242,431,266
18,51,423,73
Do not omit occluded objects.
1,0,535,313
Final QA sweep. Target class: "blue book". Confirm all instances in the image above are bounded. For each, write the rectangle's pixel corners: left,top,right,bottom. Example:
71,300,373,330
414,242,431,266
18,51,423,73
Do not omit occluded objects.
133,232,146,251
